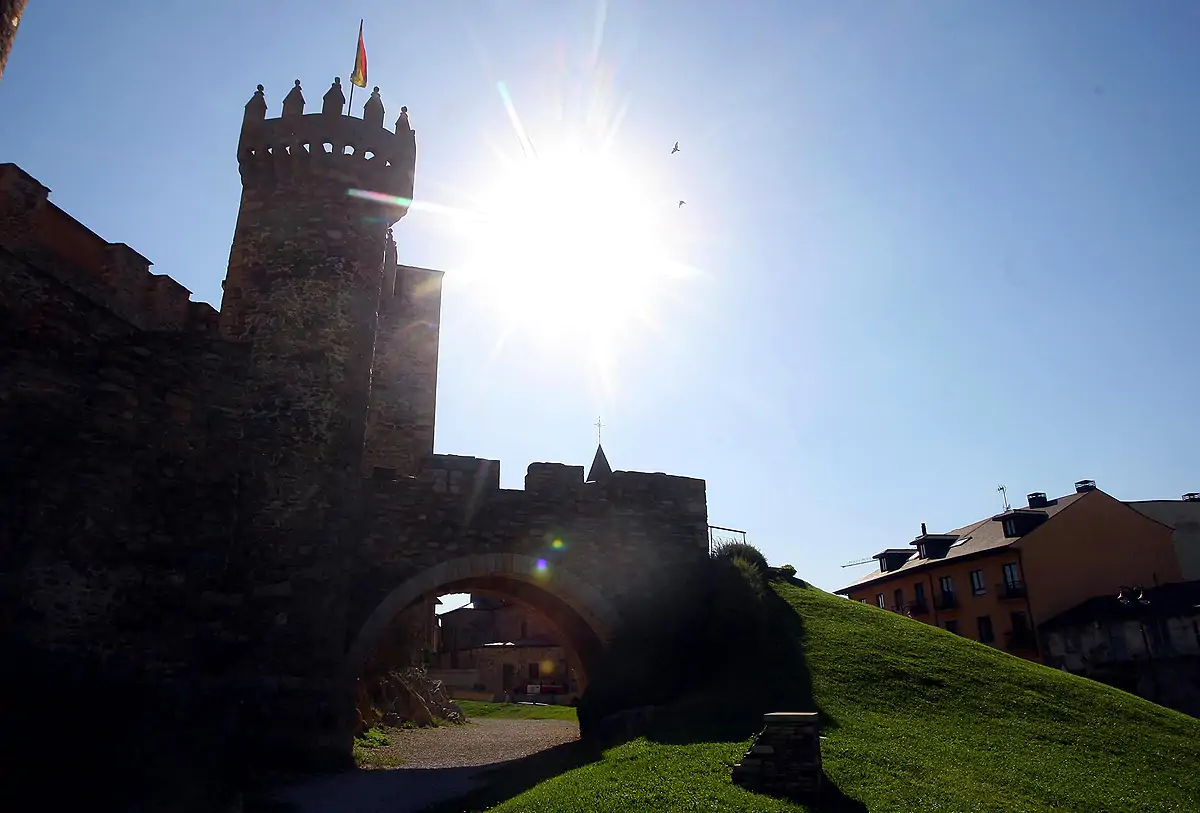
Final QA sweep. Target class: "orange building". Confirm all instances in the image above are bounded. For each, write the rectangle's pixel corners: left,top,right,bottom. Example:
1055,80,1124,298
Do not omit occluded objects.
835,480,1183,662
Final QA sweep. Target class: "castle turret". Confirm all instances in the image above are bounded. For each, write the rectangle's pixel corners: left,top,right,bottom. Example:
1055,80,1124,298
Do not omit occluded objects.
0,0,28,84
215,79,418,743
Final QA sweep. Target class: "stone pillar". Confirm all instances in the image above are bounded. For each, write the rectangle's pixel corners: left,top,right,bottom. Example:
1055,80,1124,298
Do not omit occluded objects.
0,0,28,84
732,712,823,799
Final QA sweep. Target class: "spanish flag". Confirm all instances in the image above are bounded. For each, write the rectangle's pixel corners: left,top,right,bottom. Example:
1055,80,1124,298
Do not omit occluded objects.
350,20,367,89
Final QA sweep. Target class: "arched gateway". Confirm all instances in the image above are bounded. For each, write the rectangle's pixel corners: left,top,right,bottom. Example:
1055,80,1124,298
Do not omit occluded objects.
332,454,711,746
344,552,619,684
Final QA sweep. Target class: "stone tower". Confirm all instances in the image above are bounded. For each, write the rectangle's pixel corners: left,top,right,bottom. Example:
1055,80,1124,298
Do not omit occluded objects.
0,0,29,84
216,78,417,754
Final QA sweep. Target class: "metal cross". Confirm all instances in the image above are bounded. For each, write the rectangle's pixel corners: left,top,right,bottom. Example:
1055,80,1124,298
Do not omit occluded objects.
594,416,604,443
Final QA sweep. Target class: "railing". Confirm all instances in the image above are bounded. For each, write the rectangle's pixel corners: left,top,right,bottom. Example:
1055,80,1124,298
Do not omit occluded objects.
1001,581,1027,600
708,525,748,555
935,592,958,610
907,600,930,616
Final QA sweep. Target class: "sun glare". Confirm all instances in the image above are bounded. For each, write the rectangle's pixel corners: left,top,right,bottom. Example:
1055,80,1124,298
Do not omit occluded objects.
468,148,672,336
443,79,693,378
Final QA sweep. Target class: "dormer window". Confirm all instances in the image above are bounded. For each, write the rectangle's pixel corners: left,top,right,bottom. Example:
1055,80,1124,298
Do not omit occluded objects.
873,549,915,573
994,509,1048,539
911,532,959,560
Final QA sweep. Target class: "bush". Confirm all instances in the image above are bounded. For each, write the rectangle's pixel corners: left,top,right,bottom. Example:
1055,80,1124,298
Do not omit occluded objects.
710,540,768,574
775,563,797,580
578,553,774,739
354,727,390,748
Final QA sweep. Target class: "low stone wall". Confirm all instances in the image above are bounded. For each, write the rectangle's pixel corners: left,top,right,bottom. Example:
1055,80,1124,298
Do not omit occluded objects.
731,712,822,799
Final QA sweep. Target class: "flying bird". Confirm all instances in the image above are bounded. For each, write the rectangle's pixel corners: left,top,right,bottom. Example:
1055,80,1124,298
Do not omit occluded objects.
678,200,686,208
671,142,680,154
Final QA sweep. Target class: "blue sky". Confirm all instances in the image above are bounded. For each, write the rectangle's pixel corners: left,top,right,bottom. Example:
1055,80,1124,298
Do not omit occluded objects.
3,1,1198,598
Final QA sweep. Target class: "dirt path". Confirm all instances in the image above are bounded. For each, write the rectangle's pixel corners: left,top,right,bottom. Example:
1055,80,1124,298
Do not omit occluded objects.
266,719,579,813
370,718,579,769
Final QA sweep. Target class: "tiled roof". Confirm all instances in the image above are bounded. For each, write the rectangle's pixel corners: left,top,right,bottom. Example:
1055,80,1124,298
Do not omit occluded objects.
836,491,1089,593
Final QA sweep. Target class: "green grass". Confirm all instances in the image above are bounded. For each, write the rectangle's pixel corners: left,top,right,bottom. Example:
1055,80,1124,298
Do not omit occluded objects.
352,726,407,768
458,700,579,722
483,582,1200,812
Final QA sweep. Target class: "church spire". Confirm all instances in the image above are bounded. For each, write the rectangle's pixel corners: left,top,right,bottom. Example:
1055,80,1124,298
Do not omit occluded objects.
587,416,612,483
587,441,612,484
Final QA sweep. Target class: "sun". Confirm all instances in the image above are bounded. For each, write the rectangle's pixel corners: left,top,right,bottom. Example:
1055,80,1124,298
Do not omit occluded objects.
449,86,690,369
470,148,670,331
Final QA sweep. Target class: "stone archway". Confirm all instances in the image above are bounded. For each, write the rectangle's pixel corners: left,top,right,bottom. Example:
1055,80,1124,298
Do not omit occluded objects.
342,553,620,685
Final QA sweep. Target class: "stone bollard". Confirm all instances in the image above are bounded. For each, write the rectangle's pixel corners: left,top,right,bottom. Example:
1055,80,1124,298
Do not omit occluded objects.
731,712,822,799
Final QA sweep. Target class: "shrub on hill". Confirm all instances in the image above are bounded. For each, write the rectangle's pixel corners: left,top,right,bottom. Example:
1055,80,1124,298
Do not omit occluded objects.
711,540,769,575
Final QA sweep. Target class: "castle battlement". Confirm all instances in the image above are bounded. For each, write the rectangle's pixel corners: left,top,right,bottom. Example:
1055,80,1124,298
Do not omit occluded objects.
237,79,416,211
0,163,218,334
369,453,709,520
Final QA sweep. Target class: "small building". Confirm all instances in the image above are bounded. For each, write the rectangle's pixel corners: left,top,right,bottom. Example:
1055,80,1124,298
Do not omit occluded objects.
835,481,1185,662
1040,582,1200,718
1126,495,1200,582
432,594,582,703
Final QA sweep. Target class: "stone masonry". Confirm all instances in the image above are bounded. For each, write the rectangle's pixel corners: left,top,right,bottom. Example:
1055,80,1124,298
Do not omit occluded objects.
731,712,824,800
0,0,28,84
0,72,710,768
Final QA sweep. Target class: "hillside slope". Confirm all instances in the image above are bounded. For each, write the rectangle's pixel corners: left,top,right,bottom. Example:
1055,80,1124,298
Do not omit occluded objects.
483,582,1200,812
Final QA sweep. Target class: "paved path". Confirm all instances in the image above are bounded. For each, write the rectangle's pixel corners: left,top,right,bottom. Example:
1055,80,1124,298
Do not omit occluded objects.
266,719,579,813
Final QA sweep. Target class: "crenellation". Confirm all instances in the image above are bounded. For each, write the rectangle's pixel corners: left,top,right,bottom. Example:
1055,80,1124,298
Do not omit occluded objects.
0,164,213,333
236,80,416,209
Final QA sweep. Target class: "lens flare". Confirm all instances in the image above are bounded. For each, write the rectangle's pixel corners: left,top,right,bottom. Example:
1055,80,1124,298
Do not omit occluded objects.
551,539,565,550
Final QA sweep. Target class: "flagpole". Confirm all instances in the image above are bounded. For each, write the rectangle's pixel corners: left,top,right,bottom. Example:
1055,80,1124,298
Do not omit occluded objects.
347,18,363,116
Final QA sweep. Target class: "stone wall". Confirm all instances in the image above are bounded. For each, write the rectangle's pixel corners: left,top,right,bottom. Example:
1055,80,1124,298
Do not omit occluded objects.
0,249,250,674
363,243,443,478
355,454,709,638
0,163,219,334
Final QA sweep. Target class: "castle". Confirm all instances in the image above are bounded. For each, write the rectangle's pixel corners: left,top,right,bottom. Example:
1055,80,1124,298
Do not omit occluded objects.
0,75,709,765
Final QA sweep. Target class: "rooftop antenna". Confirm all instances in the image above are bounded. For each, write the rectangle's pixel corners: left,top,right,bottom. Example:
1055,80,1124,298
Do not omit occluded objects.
841,557,874,568
997,484,1010,512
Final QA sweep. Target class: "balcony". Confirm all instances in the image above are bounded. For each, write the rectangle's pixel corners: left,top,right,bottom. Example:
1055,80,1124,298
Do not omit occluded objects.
907,600,930,616
1001,581,1027,600
935,591,958,610
1006,629,1038,652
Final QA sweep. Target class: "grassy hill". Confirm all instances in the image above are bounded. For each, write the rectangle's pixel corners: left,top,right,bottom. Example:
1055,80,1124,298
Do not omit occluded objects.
474,582,1200,812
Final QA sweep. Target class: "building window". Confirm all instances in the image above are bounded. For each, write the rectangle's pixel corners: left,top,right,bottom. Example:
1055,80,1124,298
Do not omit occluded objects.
945,620,960,635
876,593,886,608
893,588,904,611
977,616,995,643
1010,611,1029,633
1003,518,1018,537
528,662,540,681
939,575,953,593
1002,562,1020,587
913,582,926,603
970,569,987,595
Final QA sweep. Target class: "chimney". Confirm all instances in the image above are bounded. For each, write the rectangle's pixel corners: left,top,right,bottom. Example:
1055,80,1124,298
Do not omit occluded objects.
1075,479,1097,493
1183,493,1200,503
920,522,927,536
1027,492,1048,509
